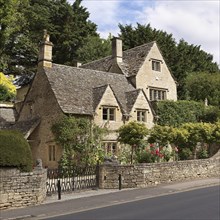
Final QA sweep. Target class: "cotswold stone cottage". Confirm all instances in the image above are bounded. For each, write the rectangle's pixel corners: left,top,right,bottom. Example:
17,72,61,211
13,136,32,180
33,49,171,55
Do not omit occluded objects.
14,33,177,168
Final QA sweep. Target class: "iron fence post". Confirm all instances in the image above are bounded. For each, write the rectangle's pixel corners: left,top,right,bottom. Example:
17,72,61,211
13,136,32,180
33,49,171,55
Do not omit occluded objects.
119,174,122,190
96,162,100,189
57,179,61,200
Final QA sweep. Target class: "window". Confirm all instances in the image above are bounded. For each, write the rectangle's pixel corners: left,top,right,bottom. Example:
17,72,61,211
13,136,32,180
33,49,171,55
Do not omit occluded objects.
137,110,146,122
102,107,115,121
152,60,161,72
49,145,56,161
103,142,117,155
149,89,166,101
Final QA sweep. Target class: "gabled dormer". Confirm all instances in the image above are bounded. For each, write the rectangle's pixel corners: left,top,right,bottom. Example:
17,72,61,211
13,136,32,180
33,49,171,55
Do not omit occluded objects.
126,89,154,128
93,84,124,130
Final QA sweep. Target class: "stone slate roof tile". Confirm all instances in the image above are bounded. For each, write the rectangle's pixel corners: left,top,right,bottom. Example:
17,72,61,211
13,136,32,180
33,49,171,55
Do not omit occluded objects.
81,42,155,77
93,85,108,111
125,89,141,114
0,117,40,138
44,64,135,115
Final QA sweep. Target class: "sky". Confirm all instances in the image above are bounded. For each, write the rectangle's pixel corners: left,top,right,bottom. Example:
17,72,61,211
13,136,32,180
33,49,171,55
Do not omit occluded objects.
68,0,220,65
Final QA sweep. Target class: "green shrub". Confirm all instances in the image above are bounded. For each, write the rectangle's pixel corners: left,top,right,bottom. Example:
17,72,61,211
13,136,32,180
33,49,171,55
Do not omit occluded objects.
198,149,209,159
137,150,154,163
179,148,192,160
0,130,33,172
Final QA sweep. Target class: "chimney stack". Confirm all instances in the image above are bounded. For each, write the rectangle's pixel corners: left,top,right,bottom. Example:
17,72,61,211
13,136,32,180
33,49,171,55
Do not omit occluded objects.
38,30,53,68
111,37,122,63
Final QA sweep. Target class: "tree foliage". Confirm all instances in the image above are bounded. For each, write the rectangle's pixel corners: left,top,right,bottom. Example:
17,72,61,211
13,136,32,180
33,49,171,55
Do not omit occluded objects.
118,121,149,147
147,122,219,160
119,23,219,99
0,72,16,101
0,0,109,76
155,100,219,126
147,125,173,146
185,72,220,106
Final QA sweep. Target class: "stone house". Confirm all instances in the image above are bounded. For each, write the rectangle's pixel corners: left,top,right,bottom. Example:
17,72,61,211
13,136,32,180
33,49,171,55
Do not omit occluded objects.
13,33,177,168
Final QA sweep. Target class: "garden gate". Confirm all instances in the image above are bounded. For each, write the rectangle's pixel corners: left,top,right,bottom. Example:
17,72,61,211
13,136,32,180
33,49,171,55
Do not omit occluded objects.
46,165,99,195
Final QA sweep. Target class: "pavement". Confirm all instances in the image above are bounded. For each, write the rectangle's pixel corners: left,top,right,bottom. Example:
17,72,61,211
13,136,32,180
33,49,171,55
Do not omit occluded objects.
0,177,219,220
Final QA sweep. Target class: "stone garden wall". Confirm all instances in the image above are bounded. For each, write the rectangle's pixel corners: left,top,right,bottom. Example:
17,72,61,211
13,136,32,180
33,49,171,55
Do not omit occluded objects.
98,151,220,189
0,167,47,209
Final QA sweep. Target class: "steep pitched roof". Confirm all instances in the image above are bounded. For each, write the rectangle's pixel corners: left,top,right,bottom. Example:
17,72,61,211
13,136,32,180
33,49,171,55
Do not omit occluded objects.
92,85,108,111
0,117,40,139
44,64,135,115
125,89,141,114
81,42,155,77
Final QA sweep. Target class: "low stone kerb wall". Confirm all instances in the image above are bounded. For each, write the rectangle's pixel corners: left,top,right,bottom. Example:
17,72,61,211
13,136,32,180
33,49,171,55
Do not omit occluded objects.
98,152,220,189
0,167,47,209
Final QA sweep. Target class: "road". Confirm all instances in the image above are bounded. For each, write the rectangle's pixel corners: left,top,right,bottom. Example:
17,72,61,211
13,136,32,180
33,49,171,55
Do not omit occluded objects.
45,185,220,220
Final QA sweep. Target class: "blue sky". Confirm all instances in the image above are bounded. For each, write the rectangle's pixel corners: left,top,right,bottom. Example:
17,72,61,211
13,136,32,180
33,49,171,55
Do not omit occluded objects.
68,0,220,65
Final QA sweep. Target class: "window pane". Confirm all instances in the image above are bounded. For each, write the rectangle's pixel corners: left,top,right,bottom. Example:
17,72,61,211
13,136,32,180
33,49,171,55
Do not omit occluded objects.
53,146,56,161
137,111,146,122
150,89,153,100
49,146,52,161
152,61,161,71
103,108,108,120
158,90,161,100
141,112,145,121
154,90,157,100
109,108,115,121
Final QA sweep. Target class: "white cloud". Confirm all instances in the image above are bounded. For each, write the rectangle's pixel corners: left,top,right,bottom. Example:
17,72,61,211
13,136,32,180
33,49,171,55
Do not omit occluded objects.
81,0,121,38
137,1,220,64
68,0,219,64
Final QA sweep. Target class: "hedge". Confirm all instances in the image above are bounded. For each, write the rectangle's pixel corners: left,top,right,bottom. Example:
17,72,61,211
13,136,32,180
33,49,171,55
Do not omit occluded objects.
0,130,33,172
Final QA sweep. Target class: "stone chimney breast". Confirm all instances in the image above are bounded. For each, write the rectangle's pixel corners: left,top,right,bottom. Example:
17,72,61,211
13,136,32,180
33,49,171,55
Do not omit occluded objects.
38,30,53,68
111,37,123,63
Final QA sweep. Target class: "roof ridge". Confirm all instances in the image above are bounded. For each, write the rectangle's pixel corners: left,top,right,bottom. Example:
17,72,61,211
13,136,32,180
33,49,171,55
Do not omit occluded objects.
123,41,155,53
52,63,130,79
81,41,155,67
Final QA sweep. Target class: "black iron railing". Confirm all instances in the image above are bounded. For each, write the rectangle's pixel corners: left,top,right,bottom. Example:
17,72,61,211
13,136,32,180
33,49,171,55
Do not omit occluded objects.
46,165,98,195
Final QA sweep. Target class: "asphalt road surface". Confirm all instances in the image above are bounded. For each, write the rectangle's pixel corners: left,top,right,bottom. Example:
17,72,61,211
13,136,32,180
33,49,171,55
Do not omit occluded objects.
45,185,220,220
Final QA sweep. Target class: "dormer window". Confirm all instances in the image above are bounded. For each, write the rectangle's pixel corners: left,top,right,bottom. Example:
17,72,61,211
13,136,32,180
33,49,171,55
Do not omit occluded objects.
102,107,116,121
152,60,161,72
137,110,147,122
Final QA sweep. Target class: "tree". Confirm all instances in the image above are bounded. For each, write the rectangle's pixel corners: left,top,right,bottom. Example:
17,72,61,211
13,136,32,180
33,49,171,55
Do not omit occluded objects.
77,35,111,64
147,125,173,146
118,121,149,164
185,72,220,107
0,72,16,101
0,0,100,76
51,115,107,167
